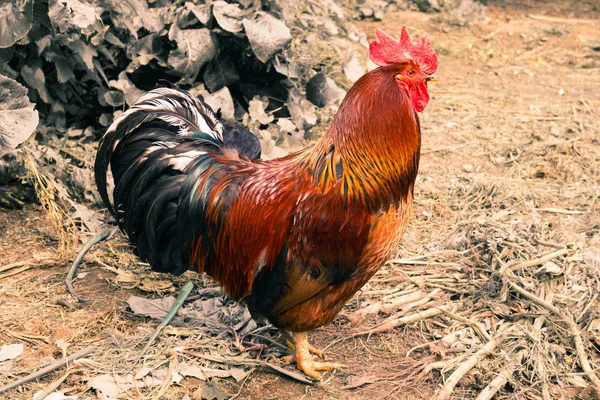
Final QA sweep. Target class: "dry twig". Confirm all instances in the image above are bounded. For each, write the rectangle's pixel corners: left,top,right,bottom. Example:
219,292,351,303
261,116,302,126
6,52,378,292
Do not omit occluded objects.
528,14,597,24
502,247,572,272
474,355,522,400
130,282,194,369
66,229,113,302
0,346,95,394
437,308,492,343
535,208,584,215
506,274,600,388
32,370,75,400
433,337,501,400
354,304,454,337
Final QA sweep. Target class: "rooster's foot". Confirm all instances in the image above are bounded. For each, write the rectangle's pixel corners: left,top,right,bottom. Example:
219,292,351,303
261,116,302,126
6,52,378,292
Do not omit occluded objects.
282,331,345,380
284,339,324,358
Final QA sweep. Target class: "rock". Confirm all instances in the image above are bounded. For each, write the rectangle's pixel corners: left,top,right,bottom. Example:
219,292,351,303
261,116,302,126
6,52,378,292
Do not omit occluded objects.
306,73,328,108
414,0,487,25
67,127,84,139
359,7,374,18
305,73,346,108
344,53,366,83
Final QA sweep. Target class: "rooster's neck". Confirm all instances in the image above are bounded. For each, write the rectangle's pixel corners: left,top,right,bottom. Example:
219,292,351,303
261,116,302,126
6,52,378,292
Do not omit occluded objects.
303,68,421,211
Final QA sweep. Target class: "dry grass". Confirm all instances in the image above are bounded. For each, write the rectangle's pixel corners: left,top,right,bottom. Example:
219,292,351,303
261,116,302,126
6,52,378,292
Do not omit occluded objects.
22,149,78,259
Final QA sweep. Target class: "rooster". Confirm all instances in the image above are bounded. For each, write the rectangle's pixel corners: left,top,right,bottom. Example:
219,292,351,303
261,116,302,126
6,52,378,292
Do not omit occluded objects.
95,26,437,380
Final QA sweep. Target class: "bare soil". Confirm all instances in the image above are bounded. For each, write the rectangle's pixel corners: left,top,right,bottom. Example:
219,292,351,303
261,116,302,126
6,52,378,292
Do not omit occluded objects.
1,1,599,399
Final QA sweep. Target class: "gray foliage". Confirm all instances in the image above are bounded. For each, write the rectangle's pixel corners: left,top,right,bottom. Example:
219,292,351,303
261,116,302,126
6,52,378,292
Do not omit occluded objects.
0,75,38,155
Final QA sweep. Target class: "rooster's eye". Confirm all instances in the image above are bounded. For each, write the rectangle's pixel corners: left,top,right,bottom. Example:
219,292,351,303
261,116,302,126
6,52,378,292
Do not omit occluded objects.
408,70,414,76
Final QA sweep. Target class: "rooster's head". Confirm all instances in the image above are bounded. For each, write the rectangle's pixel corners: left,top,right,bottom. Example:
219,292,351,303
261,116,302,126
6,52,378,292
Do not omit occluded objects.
369,27,438,112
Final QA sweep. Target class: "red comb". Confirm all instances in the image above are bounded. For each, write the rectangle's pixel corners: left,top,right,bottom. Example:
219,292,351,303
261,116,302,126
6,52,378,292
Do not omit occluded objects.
369,27,438,75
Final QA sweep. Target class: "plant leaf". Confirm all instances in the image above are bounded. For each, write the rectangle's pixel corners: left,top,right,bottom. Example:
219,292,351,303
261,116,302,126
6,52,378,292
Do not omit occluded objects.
248,96,273,125
242,12,291,63
67,39,97,70
33,391,77,400
88,374,143,398
203,87,235,121
0,0,33,48
203,54,239,92
0,343,24,362
185,2,211,25
202,381,230,400
48,0,98,36
108,0,163,38
88,370,166,399
178,362,250,382
103,90,124,107
0,75,38,155
126,33,162,60
168,27,218,84
277,118,296,133
212,1,244,33
109,71,146,107
126,295,176,319
20,64,45,89
52,56,75,83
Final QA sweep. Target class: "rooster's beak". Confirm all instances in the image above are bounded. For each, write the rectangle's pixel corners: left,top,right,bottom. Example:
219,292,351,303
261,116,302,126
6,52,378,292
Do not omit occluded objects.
425,74,439,82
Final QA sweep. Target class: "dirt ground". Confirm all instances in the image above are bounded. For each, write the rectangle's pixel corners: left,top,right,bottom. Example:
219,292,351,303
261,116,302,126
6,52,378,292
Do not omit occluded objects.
1,1,599,399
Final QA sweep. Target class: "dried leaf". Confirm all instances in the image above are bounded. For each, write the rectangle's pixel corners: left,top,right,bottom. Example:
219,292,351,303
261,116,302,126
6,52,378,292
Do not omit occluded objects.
66,40,97,70
139,277,174,293
0,75,38,156
33,391,77,400
203,54,239,92
276,118,296,133
91,375,131,397
535,261,564,276
109,71,146,107
108,0,163,37
125,33,162,60
51,56,75,83
20,64,45,89
185,2,211,25
126,295,176,319
126,54,156,73
103,90,125,107
213,1,244,33
306,73,346,107
271,61,301,79
0,0,33,48
75,272,88,279
179,362,250,382
55,339,69,354
248,97,273,125
242,12,291,63
344,53,366,83
48,0,98,36
201,381,230,400
341,375,382,390
168,27,218,84
71,202,103,232
0,343,24,362
203,87,235,121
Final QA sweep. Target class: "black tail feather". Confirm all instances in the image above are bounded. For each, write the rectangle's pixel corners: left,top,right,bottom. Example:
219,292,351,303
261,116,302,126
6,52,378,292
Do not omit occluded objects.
94,87,261,275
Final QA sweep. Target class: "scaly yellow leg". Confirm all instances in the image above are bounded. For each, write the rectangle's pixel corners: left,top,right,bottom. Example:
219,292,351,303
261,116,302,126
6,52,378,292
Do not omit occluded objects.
281,331,345,380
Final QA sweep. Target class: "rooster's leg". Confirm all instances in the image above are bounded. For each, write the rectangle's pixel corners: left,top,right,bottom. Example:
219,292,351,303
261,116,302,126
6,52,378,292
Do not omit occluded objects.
282,331,323,358
283,331,345,380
